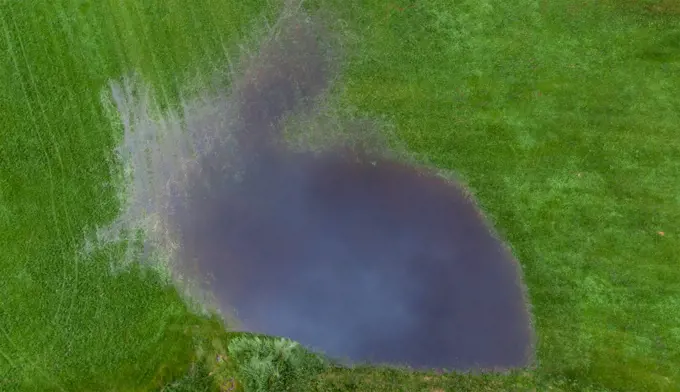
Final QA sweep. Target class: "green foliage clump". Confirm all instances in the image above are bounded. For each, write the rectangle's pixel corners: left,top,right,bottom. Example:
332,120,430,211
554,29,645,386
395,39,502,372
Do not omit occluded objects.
227,335,330,392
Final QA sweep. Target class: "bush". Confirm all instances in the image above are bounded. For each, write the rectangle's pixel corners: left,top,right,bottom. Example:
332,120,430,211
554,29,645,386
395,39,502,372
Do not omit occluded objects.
227,335,330,392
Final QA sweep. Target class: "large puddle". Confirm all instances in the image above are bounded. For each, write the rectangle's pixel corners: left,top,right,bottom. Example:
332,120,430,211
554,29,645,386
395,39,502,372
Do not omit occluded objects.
108,4,534,371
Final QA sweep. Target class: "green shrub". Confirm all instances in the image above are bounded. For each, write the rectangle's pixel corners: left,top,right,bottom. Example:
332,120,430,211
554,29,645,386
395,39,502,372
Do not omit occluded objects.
227,335,329,392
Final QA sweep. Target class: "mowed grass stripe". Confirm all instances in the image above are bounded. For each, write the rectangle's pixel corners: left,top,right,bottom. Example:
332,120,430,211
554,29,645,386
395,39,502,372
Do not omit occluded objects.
0,1,277,390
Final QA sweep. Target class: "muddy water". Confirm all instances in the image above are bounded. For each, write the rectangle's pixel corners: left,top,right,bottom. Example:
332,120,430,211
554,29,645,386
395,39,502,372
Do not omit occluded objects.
167,9,534,370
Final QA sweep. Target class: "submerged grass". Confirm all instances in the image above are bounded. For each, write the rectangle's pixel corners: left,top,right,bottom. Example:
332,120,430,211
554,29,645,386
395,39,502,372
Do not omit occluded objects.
1,0,678,391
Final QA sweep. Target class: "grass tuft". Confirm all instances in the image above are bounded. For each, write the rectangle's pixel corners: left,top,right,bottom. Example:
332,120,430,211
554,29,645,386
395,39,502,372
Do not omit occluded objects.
227,335,329,392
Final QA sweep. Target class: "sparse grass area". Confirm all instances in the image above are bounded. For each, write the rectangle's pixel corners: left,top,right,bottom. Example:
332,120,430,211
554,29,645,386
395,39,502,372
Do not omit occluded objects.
1,0,678,391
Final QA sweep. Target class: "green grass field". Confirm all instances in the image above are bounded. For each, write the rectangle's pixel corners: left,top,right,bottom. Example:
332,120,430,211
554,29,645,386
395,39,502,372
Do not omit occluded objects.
1,0,678,391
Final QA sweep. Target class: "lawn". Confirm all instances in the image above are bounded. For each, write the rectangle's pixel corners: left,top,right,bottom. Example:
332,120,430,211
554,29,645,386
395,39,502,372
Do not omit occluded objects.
1,0,678,391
